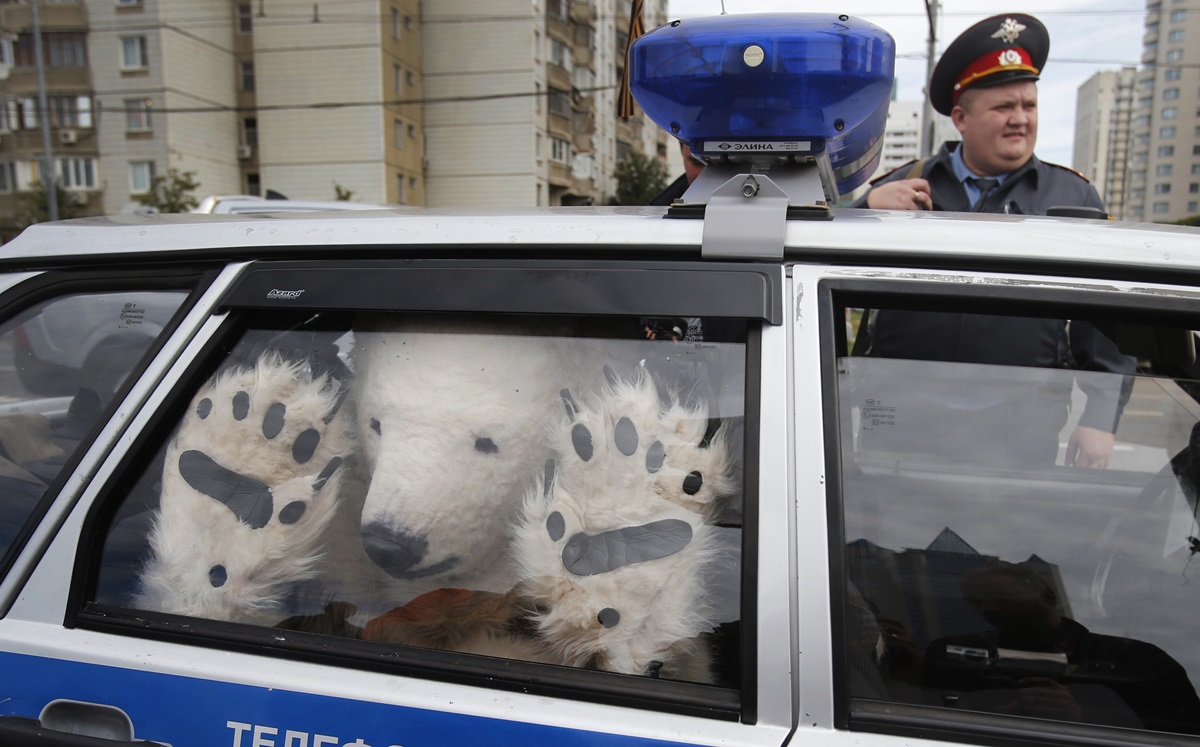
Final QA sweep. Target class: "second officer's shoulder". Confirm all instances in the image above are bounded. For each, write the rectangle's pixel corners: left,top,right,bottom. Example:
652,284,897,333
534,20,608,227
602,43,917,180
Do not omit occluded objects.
869,158,925,186
1040,160,1092,184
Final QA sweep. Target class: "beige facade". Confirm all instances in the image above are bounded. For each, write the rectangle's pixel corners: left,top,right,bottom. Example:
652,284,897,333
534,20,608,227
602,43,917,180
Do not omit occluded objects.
423,0,669,207
1121,0,1200,222
1073,68,1135,219
0,0,665,224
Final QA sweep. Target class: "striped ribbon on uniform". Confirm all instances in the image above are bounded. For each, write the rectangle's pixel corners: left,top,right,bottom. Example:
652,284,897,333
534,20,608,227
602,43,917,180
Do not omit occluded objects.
617,0,645,119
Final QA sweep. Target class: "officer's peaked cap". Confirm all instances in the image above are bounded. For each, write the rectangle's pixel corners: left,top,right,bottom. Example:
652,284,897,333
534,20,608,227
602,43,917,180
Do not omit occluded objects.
930,13,1048,116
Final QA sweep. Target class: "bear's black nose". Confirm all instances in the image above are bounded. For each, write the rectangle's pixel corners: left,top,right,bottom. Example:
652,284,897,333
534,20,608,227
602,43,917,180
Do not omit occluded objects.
361,522,459,580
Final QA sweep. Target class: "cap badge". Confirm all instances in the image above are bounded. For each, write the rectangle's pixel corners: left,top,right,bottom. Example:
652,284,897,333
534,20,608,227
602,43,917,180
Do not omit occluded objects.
991,17,1026,44
998,49,1022,66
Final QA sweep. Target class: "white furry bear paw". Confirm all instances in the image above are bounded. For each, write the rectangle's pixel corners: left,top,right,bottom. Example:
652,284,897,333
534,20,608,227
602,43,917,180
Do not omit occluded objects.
512,365,738,681
137,354,353,624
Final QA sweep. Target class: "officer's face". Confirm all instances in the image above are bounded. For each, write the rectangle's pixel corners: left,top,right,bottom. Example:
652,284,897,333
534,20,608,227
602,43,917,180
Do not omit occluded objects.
952,80,1038,176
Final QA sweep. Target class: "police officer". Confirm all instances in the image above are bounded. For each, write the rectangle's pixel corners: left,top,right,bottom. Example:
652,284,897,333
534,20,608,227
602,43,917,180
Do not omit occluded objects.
855,14,1133,469
859,13,1102,215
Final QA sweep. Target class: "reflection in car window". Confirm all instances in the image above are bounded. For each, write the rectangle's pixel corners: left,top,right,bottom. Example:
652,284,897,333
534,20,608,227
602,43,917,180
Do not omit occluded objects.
838,324,1200,735
97,312,746,686
0,289,187,565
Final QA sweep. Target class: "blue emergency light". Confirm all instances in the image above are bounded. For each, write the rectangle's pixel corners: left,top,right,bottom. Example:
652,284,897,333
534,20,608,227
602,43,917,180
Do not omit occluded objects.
629,13,895,195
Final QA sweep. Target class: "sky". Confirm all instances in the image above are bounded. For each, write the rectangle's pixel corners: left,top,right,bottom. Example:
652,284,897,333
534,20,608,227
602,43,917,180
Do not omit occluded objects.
665,0,1146,167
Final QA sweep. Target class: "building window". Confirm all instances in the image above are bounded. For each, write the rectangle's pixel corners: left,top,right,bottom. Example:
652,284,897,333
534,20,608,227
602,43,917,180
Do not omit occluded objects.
550,38,568,67
407,123,416,139
125,98,151,132
1169,29,1185,42
1161,126,1176,138
1191,183,1199,193
391,7,401,40
120,36,148,70
246,172,261,196
549,88,571,117
0,162,14,193
1159,145,1175,157
404,15,413,31
129,160,154,194
1153,200,1171,213
1166,48,1183,62
1164,87,1180,100
1155,183,1172,194
405,70,414,87
393,119,405,149
14,32,87,67
1157,164,1173,176
1163,106,1178,119
240,60,255,92
549,0,569,21
393,63,402,95
237,3,253,34
408,176,416,190
56,156,96,189
1170,9,1187,21
47,95,92,128
1165,68,1182,81
1192,164,1200,175
243,117,257,148
550,137,570,163
396,172,405,203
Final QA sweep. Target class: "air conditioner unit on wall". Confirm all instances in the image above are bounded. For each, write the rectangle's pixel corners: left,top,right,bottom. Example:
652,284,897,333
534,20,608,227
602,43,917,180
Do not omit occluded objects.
237,144,253,160
58,129,77,145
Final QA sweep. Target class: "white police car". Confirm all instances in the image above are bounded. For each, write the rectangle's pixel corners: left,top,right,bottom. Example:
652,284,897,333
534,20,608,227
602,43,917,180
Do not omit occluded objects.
1,13,1198,747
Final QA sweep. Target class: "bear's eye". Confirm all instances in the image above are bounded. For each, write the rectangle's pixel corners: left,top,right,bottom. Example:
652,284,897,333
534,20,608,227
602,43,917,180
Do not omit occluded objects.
474,437,499,454
370,418,381,435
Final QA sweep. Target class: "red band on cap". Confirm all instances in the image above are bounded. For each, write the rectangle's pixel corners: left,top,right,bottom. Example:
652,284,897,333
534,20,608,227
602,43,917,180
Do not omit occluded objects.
951,47,1038,106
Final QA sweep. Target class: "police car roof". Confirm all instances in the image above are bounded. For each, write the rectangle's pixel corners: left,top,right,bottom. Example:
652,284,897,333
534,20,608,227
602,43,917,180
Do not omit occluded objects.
3,207,1199,279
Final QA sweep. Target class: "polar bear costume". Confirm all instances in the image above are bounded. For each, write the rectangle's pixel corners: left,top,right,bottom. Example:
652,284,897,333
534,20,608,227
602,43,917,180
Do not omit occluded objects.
136,317,740,681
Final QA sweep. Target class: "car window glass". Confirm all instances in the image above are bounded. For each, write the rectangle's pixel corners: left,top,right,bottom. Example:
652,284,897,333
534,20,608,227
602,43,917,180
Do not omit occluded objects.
0,289,188,563
96,311,746,687
837,303,1200,736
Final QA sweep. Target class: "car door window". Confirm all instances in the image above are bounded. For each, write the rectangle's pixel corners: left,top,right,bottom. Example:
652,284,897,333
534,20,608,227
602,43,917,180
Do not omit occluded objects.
0,288,188,566
92,308,747,696
833,292,1200,739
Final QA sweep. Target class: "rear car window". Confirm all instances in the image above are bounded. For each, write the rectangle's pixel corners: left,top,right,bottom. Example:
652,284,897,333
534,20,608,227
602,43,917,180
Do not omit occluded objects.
94,310,747,690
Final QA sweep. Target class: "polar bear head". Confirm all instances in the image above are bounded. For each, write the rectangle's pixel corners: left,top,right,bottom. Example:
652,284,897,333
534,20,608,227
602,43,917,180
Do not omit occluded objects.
351,314,584,594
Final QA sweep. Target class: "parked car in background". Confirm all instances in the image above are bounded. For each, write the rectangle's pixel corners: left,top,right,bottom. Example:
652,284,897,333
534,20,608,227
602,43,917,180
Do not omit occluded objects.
192,194,394,215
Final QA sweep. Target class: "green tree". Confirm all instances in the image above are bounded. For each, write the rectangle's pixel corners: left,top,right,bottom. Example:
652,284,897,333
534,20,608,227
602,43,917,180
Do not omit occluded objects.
611,151,668,206
138,168,201,213
1168,215,1200,227
333,182,355,201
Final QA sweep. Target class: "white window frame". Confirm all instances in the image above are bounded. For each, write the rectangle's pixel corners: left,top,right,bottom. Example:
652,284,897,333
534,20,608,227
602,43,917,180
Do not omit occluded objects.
57,156,96,190
124,98,151,132
550,136,570,163
120,36,148,70
129,160,154,194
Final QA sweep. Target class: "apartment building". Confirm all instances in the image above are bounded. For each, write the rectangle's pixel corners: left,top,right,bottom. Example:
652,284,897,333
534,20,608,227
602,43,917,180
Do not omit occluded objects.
1073,68,1135,219
422,0,668,207
0,0,666,224
1122,0,1200,222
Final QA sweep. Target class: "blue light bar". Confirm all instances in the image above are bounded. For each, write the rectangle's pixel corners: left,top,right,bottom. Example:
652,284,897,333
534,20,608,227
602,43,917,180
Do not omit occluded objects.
630,13,896,195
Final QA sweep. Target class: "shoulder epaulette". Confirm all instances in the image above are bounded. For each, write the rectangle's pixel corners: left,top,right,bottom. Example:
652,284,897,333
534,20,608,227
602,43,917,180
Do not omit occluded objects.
1042,161,1091,182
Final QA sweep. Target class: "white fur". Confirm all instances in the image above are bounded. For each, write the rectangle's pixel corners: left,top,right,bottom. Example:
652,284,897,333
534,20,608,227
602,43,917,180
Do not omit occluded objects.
512,368,738,680
137,355,352,624
339,315,593,605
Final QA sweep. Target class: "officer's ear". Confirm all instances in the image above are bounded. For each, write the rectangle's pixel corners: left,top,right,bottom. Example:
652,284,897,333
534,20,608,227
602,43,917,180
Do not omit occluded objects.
950,103,969,134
